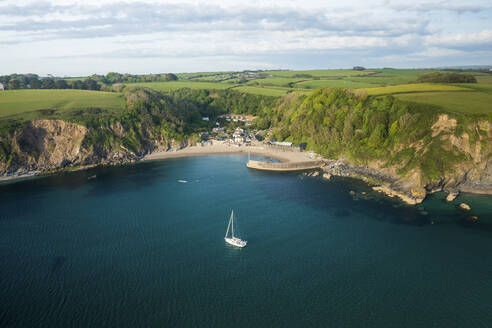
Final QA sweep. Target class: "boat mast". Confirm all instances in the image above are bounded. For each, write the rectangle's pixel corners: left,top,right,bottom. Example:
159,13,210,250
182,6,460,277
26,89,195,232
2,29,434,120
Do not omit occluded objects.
225,211,232,238
231,210,234,238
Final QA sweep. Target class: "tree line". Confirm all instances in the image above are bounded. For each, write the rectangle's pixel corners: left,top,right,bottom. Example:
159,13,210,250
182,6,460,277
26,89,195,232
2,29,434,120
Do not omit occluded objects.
87,72,178,84
417,72,477,83
0,72,179,91
0,74,101,91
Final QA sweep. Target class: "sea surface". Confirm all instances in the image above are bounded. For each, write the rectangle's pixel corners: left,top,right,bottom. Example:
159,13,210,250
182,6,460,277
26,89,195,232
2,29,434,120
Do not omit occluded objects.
1,155,491,328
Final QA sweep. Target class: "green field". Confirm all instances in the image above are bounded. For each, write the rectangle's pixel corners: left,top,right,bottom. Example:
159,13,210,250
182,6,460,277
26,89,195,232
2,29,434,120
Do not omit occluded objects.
267,69,373,78
3,69,490,120
396,91,492,114
295,79,382,89
0,89,125,118
229,86,291,97
247,77,306,86
126,81,232,92
362,83,469,96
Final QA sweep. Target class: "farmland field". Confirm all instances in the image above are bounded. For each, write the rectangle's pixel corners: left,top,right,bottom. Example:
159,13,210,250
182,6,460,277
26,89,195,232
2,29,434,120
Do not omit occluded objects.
2,69,489,119
396,91,492,114
229,86,291,97
295,79,383,89
126,81,232,92
247,77,306,86
267,69,373,78
0,89,125,118
362,83,469,96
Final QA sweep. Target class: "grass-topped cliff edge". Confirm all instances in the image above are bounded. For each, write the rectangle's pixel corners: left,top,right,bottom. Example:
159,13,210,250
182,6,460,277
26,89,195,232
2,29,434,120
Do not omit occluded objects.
268,88,491,203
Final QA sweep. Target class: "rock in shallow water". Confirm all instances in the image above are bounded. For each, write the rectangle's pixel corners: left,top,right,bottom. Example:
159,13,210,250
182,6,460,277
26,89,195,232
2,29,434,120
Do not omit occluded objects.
446,191,459,202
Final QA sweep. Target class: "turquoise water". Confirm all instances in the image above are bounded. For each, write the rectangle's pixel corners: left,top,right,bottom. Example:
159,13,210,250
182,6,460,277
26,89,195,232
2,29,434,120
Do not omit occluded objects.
1,155,491,327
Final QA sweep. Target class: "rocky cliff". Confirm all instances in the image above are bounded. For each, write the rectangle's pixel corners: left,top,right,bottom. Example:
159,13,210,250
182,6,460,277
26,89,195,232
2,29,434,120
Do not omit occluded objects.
0,119,192,177
0,87,199,178
271,88,492,204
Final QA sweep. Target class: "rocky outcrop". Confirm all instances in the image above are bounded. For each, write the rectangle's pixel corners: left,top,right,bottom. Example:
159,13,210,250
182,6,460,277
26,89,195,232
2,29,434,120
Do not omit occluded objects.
0,120,89,176
322,159,426,204
446,191,459,202
0,119,190,178
318,115,492,205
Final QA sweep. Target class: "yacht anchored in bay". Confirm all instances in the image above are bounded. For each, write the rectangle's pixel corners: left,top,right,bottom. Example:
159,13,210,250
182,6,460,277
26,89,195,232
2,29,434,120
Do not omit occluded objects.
224,210,247,248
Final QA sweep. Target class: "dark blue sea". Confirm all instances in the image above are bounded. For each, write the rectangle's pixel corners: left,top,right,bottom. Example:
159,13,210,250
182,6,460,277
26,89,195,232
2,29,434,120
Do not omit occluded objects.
1,155,491,327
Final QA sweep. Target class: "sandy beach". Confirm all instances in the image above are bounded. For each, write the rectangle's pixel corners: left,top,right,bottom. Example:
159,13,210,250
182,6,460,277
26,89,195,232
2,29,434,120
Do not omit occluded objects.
0,141,321,183
142,141,320,163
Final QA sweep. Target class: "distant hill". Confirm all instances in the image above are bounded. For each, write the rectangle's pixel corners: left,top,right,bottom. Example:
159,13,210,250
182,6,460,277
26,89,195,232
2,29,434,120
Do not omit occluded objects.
433,65,492,70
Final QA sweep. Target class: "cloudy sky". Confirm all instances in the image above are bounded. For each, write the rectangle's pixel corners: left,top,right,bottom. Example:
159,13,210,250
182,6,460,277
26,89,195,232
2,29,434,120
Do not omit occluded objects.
1,0,491,76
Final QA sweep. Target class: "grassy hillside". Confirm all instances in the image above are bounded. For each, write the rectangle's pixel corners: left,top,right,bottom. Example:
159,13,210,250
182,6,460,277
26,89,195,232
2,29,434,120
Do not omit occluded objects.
228,86,292,97
125,81,232,92
296,79,382,89
2,68,490,122
396,91,492,114
362,83,469,95
0,89,125,118
267,69,373,77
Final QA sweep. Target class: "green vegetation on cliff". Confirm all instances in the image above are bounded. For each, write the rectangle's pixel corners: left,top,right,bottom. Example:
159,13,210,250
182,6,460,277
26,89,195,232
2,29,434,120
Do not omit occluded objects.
270,88,491,184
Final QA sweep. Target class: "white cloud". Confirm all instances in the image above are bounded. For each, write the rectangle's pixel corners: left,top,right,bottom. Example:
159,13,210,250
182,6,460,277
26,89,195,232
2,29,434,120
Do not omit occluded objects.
0,0,490,75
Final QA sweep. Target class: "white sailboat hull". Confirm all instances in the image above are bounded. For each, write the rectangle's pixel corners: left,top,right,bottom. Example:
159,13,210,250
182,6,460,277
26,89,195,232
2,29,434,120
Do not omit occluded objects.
225,237,247,248
224,210,247,247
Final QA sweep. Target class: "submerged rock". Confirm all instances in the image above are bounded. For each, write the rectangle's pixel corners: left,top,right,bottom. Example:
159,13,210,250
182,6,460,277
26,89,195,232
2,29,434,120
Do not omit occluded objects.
459,203,471,211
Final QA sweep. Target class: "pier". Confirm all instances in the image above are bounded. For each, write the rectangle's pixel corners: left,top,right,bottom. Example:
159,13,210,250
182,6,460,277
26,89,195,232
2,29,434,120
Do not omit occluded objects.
246,159,325,172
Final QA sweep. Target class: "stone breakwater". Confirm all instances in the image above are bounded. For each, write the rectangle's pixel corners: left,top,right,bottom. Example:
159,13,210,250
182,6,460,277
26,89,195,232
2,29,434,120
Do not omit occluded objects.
246,159,325,171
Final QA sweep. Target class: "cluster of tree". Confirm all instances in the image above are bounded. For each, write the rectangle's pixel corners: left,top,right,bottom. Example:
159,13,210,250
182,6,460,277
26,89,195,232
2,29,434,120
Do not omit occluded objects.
0,74,39,89
353,66,366,71
292,73,313,78
417,72,477,83
0,74,100,90
164,88,278,119
269,87,467,182
87,72,178,84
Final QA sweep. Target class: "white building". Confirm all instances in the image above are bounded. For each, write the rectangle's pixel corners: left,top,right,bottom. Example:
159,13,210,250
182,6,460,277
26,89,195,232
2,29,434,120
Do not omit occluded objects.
212,127,225,134
233,127,245,143
0,83,4,90
202,117,209,121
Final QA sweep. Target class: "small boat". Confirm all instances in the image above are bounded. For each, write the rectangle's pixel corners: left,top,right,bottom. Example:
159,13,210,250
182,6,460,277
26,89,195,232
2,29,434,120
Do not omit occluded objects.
224,210,247,248
177,180,188,183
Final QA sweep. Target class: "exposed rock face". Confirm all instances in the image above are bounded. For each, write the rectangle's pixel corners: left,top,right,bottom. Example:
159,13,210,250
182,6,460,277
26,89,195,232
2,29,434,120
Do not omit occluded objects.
0,119,187,177
459,203,471,211
431,114,457,137
320,115,492,205
0,120,89,175
322,159,425,204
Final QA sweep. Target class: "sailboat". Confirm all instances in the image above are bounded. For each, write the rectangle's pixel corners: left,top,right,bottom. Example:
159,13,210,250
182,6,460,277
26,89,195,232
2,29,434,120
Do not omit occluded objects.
224,210,247,248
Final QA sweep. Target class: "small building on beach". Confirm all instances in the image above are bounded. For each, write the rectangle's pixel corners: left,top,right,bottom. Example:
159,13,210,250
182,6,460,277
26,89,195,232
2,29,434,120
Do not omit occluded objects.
266,141,303,152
